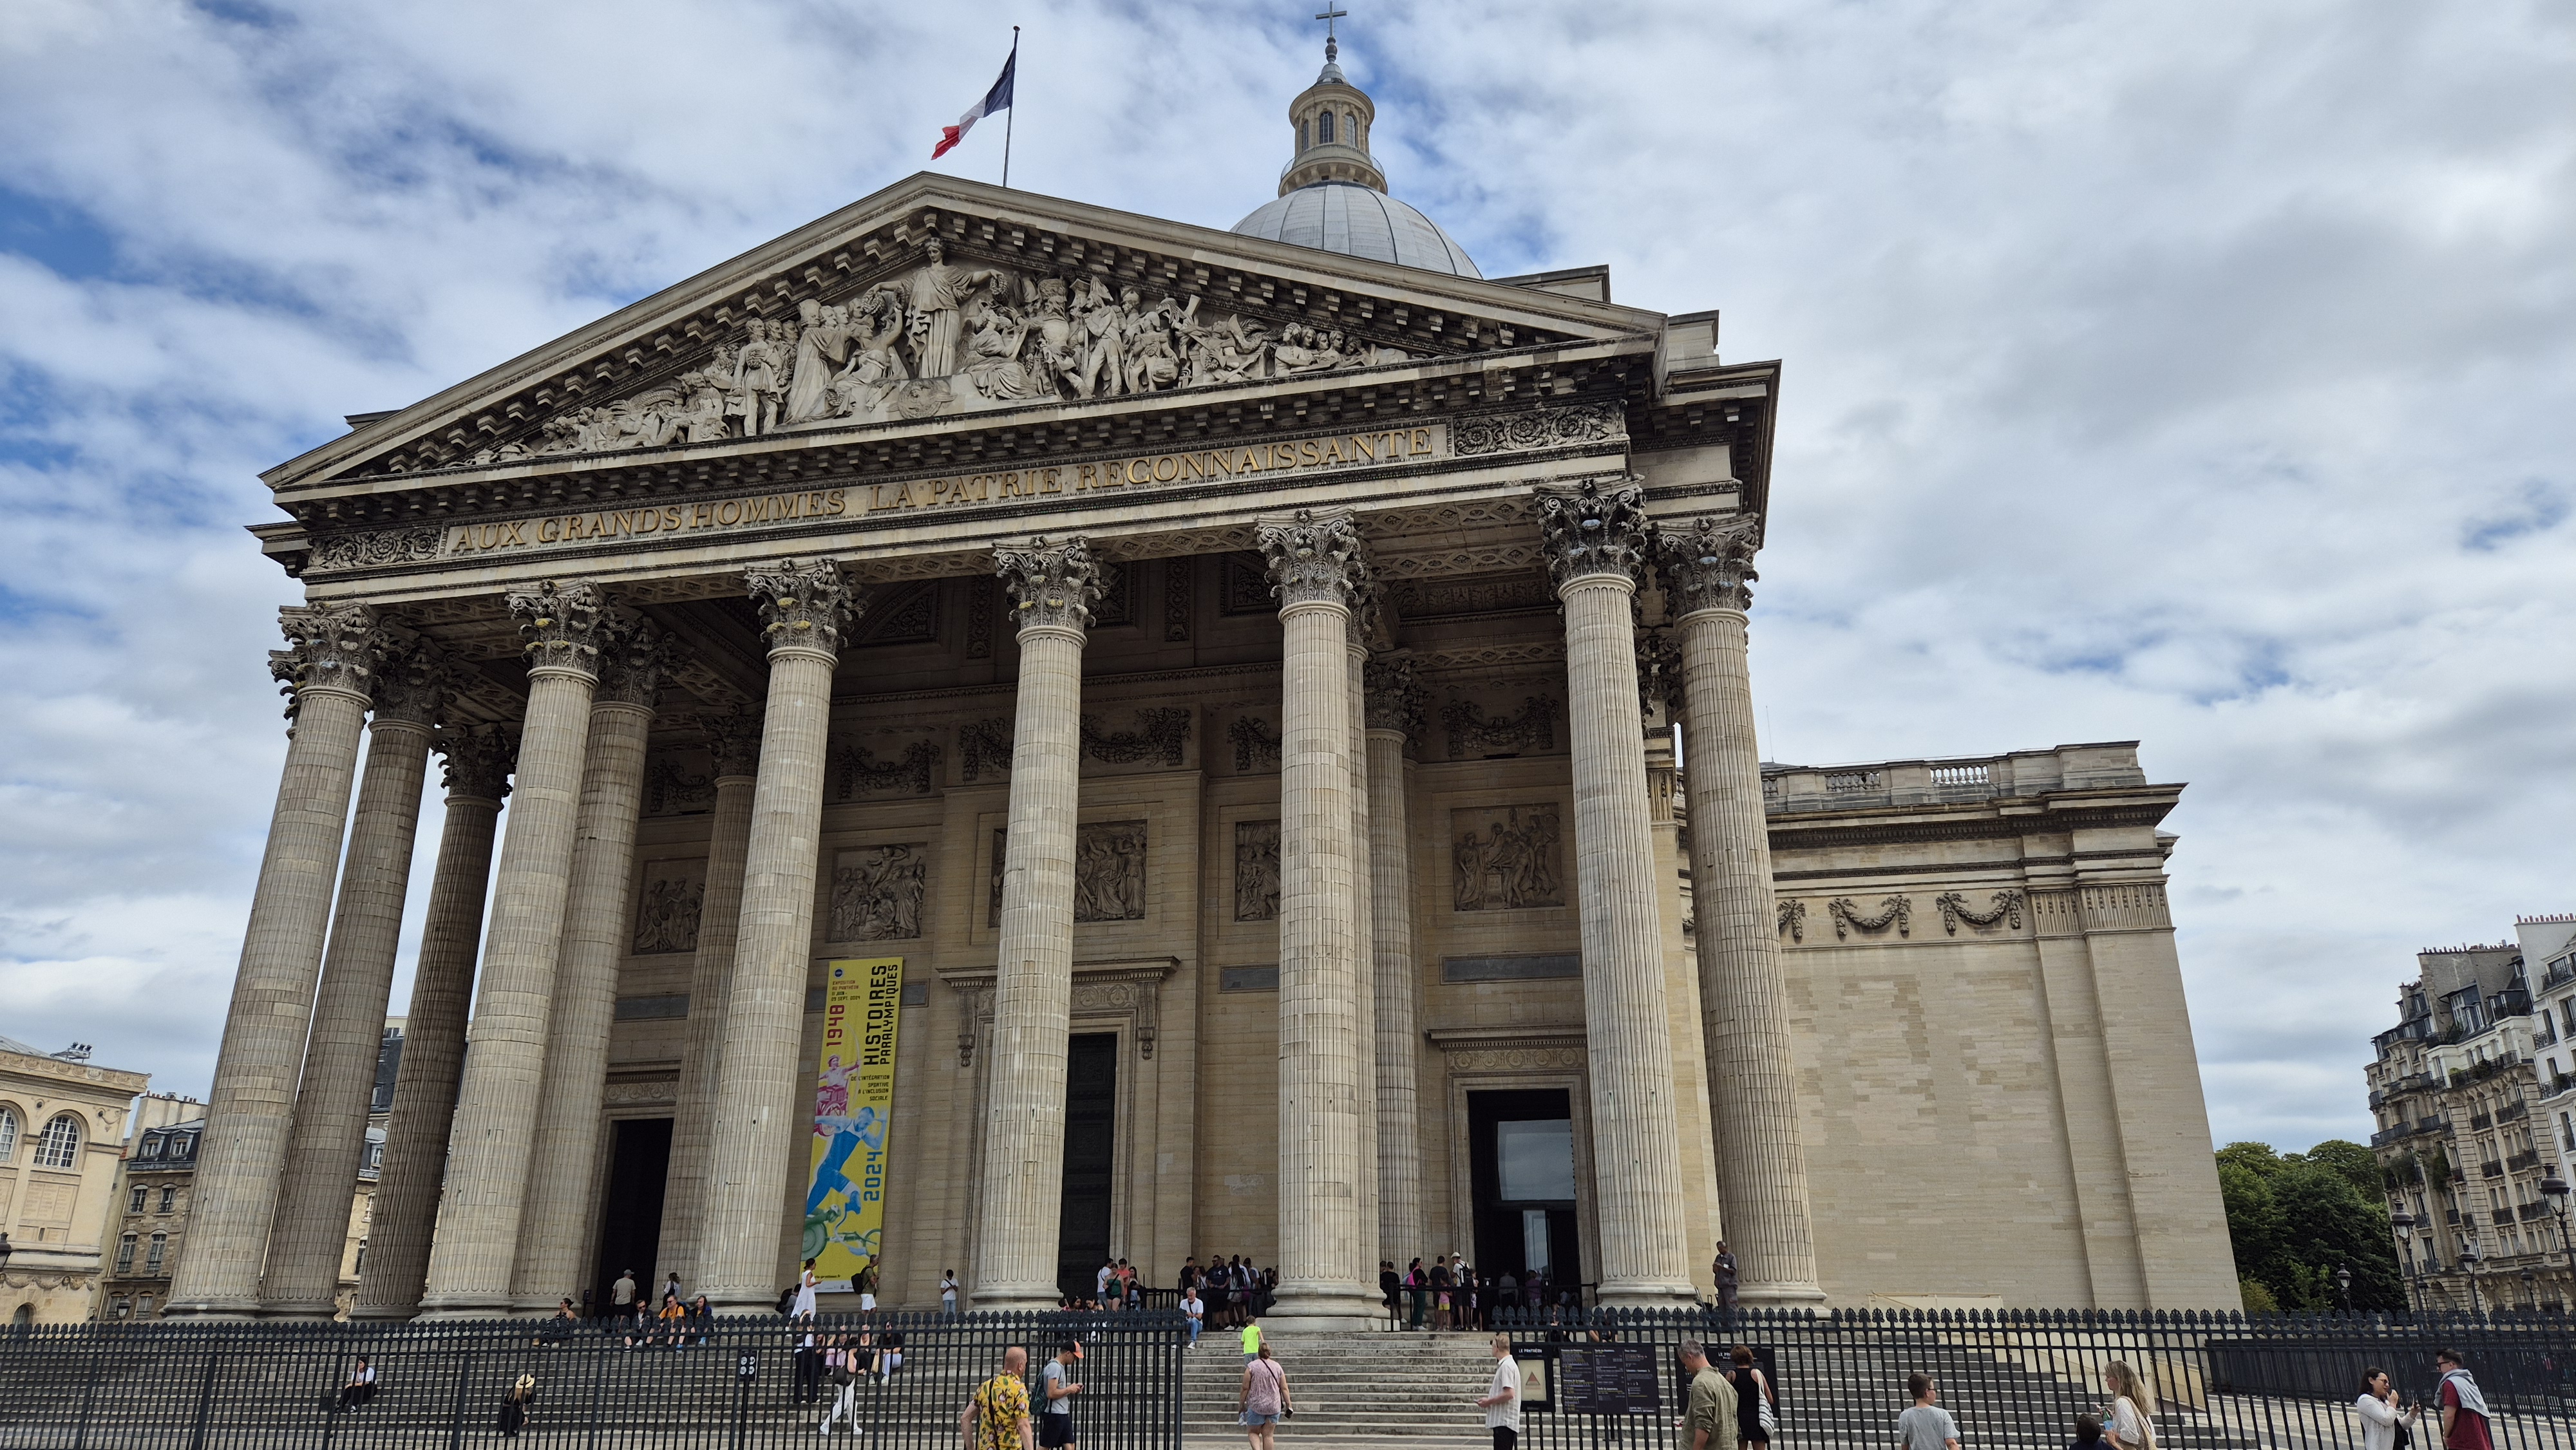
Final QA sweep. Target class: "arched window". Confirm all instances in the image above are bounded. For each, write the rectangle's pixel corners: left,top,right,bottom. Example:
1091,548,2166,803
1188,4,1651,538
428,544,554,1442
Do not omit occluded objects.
1298,119,1309,151
0,1106,17,1162
34,1114,80,1169
1318,110,1335,144
115,1235,137,1274
146,1234,167,1276
1345,113,1358,146
128,1185,146,1214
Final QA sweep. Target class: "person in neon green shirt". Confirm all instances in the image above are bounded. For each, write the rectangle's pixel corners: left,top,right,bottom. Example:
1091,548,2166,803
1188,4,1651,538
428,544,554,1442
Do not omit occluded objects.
1240,1320,1262,1362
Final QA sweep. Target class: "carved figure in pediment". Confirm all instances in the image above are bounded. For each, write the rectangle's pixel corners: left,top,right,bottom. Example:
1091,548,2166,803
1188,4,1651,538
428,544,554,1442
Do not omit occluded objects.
1274,323,1354,376
1121,290,1186,394
821,287,912,422
718,317,791,436
1068,276,1130,398
672,372,730,442
904,238,1006,379
784,298,857,424
961,302,1052,402
1179,310,1271,387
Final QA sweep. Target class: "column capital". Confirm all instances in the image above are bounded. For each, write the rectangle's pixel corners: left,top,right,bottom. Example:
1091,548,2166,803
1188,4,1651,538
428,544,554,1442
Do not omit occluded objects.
269,601,383,719
703,705,762,780
1650,513,1761,616
433,722,516,803
1536,479,1651,591
593,615,680,710
508,580,611,680
368,632,450,729
993,535,1103,636
744,557,857,659
1256,509,1365,613
1634,625,1684,722
1363,652,1425,740
1345,567,1384,650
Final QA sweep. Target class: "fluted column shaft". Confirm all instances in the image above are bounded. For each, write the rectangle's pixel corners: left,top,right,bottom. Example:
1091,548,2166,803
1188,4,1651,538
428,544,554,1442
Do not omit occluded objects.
1676,605,1823,1303
355,726,511,1320
1365,657,1424,1268
1345,630,1380,1276
700,560,851,1310
971,538,1100,1312
169,604,378,1320
421,581,609,1317
261,703,436,1317
1262,511,1377,1328
512,675,659,1307
659,722,758,1291
1541,484,1696,1306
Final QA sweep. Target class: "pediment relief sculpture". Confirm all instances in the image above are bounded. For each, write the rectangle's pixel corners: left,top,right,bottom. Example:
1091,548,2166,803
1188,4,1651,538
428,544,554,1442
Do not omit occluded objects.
459,243,1424,470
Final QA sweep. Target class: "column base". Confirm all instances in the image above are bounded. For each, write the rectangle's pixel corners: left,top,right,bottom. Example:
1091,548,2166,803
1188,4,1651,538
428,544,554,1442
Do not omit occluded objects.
157,1298,265,1323
256,1301,343,1322
1592,1279,1701,1310
966,1281,1066,1316
414,1296,527,1322
1263,1283,1386,1332
1737,1281,1829,1308
346,1303,422,1323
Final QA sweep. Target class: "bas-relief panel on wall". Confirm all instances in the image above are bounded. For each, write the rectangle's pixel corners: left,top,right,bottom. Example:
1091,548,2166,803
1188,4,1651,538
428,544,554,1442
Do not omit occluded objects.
1234,820,1281,923
642,752,717,817
831,735,940,800
829,845,927,942
1441,692,1559,760
989,822,1149,927
1451,805,1564,912
466,252,1420,467
633,861,708,955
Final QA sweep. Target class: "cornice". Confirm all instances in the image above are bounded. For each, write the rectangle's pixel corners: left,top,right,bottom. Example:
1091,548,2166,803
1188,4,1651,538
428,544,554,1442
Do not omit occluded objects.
0,1053,151,1094
1764,789,2181,853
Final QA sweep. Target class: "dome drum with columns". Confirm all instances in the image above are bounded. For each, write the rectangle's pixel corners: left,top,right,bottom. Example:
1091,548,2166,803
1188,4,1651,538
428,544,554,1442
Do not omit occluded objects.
177,26,2237,1325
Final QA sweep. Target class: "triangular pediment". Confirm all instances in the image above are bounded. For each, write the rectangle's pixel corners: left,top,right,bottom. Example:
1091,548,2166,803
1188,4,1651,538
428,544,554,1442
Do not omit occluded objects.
268,173,1670,493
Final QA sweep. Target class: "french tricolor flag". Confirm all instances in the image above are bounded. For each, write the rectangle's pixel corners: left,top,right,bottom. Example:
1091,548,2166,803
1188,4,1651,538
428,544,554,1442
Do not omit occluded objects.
933,46,1016,160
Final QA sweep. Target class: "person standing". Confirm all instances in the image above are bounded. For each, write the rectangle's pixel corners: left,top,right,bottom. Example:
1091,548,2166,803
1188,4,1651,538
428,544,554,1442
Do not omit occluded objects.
2356,1368,2416,1450
2099,1362,2155,1450
793,1257,822,1320
855,1254,882,1312
1406,1259,1428,1330
820,1335,862,1436
1380,1262,1402,1329
1712,1243,1739,1316
1680,1342,1739,1450
962,1346,1036,1450
1730,1345,1774,1449
1430,1257,1454,1331
793,1323,826,1404
1898,1373,1961,1450
1041,1339,1084,1449
942,1268,961,1319
2435,1350,2493,1450
1475,1335,1523,1450
1240,1316,1264,1364
1239,1343,1291,1450
611,1268,638,1324
663,1270,683,1307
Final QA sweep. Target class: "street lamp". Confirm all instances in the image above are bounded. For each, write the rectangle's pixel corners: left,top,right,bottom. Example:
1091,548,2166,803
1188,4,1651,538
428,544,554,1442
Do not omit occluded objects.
2390,1214,2420,1315
0,1233,12,1272
2542,1175,2573,1313
2335,1264,2353,1312
2521,1266,2537,1315
2461,1243,2486,1318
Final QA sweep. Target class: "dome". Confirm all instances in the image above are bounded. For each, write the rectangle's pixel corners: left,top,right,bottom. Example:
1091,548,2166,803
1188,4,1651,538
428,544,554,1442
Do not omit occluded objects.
1232,182,1481,278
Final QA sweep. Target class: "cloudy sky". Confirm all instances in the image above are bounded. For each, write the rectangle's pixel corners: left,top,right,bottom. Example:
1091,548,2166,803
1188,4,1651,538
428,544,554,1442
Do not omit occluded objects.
1,0,2569,1151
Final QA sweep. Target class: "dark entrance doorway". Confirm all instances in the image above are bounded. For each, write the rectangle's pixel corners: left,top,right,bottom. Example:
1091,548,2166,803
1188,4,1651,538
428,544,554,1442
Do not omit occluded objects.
591,1116,672,1317
1055,1033,1119,1303
1468,1089,1581,1302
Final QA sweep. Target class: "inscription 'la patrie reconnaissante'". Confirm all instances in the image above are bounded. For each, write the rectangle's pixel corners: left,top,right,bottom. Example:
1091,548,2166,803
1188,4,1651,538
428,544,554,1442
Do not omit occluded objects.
444,425,1446,558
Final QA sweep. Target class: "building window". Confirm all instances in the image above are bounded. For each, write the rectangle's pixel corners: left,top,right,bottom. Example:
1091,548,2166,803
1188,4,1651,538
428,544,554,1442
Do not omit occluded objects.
141,1136,162,1158
1298,119,1309,151
0,1106,16,1162
159,1185,176,1213
35,1114,80,1169
1318,110,1334,143
136,1295,153,1318
129,1185,147,1214
145,1234,167,1276
1345,112,1358,145
115,1235,137,1274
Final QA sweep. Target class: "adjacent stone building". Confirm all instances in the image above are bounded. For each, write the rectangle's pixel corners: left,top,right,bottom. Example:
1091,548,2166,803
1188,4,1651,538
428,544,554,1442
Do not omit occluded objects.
2366,916,2576,1315
0,1035,148,1324
166,32,2237,1322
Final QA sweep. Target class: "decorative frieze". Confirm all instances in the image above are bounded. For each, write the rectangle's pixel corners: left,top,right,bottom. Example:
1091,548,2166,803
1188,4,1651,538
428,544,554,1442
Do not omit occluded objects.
1235,821,1282,922
995,535,1104,635
1452,402,1625,456
1535,478,1650,588
1388,572,1557,619
1081,708,1191,767
829,845,928,941
744,557,857,657
1256,509,1365,611
1935,889,2025,935
642,755,715,816
307,527,442,574
1227,714,1283,772
1451,805,1565,912
1776,898,1807,943
959,718,1013,782
1651,513,1760,616
833,738,940,798
1442,693,1557,758
1829,895,1912,939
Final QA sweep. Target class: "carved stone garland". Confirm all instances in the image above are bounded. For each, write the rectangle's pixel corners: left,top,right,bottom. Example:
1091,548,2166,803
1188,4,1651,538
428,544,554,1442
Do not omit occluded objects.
834,739,940,798
1828,895,1912,940
1453,402,1626,457
1228,715,1282,772
1935,890,2025,935
959,719,1014,782
1775,898,1807,943
1442,695,1557,758
1081,709,1191,767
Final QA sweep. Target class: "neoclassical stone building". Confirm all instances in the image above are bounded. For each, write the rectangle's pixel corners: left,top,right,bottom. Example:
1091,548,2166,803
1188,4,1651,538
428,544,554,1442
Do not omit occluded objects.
171,40,2235,1323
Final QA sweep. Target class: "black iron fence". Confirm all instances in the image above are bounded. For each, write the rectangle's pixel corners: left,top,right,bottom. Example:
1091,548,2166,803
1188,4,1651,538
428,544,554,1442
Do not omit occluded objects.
1491,1307,2576,1450
0,1310,1184,1450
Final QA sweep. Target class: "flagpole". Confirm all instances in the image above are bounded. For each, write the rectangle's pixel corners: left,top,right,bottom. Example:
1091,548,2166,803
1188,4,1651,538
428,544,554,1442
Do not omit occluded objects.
1002,26,1019,189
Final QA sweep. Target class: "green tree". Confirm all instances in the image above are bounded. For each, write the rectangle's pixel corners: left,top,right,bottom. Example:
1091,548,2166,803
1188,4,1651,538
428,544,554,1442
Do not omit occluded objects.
2213,1139,2406,1313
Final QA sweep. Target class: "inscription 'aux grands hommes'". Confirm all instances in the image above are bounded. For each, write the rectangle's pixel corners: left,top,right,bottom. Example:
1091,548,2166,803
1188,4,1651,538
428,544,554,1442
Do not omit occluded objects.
444,426,1445,556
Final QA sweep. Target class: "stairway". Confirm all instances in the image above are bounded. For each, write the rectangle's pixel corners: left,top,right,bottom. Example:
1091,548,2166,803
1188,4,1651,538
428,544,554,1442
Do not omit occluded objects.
1184,1329,1501,1447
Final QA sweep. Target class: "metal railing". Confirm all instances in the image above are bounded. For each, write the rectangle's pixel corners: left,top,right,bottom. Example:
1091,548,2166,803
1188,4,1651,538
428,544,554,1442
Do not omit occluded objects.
1489,1307,2576,1450
0,1310,1184,1449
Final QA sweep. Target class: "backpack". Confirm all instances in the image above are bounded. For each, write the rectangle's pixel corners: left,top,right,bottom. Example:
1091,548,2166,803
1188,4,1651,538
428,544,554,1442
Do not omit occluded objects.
777,1285,797,1315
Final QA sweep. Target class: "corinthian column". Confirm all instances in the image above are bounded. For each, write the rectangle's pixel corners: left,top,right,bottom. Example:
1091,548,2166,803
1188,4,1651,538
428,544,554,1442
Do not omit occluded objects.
512,618,676,1307
698,560,856,1310
658,707,761,1291
1365,653,1426,1268
1345,580,1381,1273
420,580,611,1318
262,635,447,1317
969,538,1102,1313
1653,514,1824,1305
167,602,380,1320
1259,510,1378,1328
355,723,514,1320
1536,481,1696,1307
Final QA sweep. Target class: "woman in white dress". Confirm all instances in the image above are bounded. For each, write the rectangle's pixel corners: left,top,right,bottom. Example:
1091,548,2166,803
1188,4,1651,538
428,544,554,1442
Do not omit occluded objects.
2354,1368,2414,1450
792,1257,821,1320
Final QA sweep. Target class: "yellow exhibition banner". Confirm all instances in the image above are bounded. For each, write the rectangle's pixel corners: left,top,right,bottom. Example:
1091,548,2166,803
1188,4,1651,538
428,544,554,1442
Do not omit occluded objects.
803,957,903,1281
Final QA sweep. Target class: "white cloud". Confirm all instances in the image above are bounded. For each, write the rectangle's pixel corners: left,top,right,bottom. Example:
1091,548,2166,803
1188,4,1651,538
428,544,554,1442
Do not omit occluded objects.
0,0,2568,1153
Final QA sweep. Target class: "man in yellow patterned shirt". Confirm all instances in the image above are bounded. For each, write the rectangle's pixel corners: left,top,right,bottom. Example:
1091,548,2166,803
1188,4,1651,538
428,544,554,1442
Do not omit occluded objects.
961,1345,1034,1450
